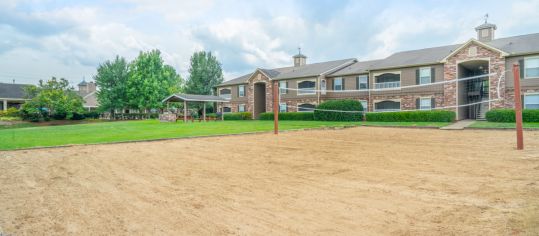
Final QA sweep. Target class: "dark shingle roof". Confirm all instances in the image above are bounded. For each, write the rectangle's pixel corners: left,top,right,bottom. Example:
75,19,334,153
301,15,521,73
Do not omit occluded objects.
218,58,355,86
0,83,31,99
487,33,539,55
369,44,461,70
328,59,384,76
162,93,229,103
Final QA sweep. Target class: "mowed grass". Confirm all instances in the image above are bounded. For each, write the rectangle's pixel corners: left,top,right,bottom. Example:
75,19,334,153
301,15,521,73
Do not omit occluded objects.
0,120,452,150
469,121,539,129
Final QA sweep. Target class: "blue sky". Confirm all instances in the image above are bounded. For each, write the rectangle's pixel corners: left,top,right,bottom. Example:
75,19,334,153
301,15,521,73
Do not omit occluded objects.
1,0,539,85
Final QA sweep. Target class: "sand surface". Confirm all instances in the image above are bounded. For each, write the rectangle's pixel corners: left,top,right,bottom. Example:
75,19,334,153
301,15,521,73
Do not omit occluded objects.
1,127,538,235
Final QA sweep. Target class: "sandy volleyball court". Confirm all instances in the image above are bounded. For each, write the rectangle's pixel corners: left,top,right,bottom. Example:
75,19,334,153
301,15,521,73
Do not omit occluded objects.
1,127,538,235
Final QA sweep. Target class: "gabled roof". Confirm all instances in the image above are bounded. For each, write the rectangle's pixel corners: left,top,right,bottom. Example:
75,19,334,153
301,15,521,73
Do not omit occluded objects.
328,59,383,76
441,38,508,62
82,91,98,108
162,93,230,103
487,33,539,56
0,82,31,99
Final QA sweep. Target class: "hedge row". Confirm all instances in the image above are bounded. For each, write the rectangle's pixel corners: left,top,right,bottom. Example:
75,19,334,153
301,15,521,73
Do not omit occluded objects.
224,112,252,120
366,110,455,122
259,112,314,120
486,109,539,122
314,100,363,121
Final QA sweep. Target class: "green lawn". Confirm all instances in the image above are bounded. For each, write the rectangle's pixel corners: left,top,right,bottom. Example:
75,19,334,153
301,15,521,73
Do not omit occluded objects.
0,120,451,150
469,121,539,129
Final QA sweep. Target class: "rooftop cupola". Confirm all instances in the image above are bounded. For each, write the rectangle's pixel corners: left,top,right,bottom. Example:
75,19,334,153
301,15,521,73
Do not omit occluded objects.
475,14,496,42
293,47,307,67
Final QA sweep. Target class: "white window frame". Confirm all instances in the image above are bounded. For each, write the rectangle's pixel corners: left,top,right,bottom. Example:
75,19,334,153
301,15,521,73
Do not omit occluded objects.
481,29,489,37
524,56,539,79
238,104,245,112
419,67,432,85
333,77,343,91
359,100,368,111
279,103,287,112
297,80,316,95
373,99,401,112
297,103,316,112
238,85,245,97
358,75,368,90
222,107,232,113
279,81,287,94
419,97,432,110
524,93,539,109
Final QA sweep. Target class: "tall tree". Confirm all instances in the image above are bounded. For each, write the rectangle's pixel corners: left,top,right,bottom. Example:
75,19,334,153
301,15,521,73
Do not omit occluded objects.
94,56,129,117
185,51,223,95
127,49,183,111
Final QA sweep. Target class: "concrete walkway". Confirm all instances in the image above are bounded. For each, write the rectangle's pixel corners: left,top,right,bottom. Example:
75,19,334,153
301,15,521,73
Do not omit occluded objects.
440,119,476,130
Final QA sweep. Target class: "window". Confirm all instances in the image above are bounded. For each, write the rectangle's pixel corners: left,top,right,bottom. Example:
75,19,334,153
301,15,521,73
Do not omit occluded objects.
223,107,231,113
219,88,231,99
524,94,539,109
374,73,400,89
374,100,400,112
525,57,539,78
297,80,316,95
238,104,245,112
238,85,245,97
359,100,368,111
279,81,287,94
419,67,432,84
357,75,368,90
419,98,432,110
279,103,287,112
333,77,343,90
298,103,315,112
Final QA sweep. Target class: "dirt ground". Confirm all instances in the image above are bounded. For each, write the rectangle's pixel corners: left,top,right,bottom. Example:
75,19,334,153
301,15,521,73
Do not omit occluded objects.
1,127,538,235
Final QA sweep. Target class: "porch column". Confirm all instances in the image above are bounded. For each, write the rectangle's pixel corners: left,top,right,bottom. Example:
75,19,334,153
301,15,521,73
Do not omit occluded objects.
202,103,206,122
184,100,187,122
221,103,224,121
2,100,7,111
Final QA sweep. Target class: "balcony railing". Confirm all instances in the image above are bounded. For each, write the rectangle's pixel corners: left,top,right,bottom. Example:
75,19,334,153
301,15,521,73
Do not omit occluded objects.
374,81,400,89
297,87,316,95
219,94,231,99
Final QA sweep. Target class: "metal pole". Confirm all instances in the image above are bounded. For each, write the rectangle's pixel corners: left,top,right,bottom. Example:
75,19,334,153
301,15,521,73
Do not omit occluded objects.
203,103,206,122
184,100,187,123
513,64,524,150
273,81,279,134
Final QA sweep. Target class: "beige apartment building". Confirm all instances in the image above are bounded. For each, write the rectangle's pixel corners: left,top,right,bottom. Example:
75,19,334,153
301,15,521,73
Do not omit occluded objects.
216,21,539,120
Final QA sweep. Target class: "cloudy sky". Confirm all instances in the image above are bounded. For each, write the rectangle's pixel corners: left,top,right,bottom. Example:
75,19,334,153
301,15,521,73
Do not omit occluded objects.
1,0,539,85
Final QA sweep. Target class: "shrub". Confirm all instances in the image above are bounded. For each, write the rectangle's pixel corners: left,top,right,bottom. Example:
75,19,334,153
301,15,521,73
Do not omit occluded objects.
0,107,20,117
20,107,45,122
259,112,314,120
84,111,101,119
52,112,67,120
206,113,217,118
314,99,363,121
224,112,252,120
486,109,539,122
366,110,455,122
70,112,85,120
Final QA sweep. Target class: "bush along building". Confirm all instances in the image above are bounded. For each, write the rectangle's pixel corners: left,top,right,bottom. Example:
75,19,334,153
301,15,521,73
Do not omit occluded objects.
215,21,539,120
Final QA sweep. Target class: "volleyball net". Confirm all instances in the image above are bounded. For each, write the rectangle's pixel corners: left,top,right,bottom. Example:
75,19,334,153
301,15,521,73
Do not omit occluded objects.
277,70,507,114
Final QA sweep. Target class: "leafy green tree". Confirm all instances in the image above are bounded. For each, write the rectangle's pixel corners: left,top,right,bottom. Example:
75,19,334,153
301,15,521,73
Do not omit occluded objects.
127,49,183,111
185,51,223,95
94,56,129,118
21,77,84,121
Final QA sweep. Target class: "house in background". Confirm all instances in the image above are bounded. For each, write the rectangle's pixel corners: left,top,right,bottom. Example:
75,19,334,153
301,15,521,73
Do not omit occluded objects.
77,79,98,111
0,82,31,111
216,20,539,120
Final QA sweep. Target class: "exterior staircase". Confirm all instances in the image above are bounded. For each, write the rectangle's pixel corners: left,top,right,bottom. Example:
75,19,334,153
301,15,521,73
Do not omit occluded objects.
476,101,488,120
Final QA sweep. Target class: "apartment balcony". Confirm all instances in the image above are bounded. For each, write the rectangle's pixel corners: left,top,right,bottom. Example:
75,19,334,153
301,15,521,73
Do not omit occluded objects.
219,94,231,100
374,81,400,89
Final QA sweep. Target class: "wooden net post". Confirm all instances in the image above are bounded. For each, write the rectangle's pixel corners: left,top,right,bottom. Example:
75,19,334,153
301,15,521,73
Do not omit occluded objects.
273,81,279,135
512,63,524,150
